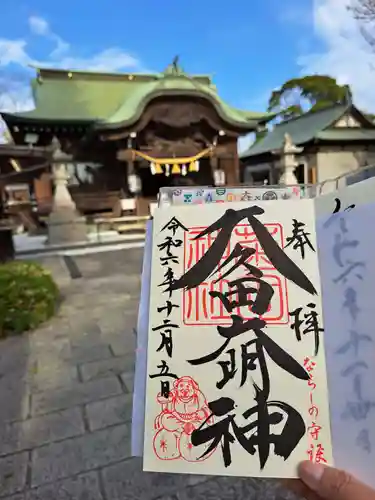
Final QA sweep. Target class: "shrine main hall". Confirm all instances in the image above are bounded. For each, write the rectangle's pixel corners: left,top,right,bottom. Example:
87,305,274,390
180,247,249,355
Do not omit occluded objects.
0,58,274,216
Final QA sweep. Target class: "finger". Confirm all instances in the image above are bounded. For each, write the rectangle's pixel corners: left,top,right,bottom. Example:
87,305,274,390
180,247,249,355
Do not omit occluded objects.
298,461,375,500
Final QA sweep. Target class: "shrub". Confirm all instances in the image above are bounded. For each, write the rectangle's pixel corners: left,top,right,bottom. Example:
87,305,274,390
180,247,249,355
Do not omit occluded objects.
0,260,59,337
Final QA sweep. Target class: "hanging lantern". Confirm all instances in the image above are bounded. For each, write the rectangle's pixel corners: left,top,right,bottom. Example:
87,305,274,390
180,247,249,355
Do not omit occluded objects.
214,169,226,186
128,174,141,194
195,160,200,172
165,164,170,177
181,164,187,176
171,164,181,174
150,162,156,175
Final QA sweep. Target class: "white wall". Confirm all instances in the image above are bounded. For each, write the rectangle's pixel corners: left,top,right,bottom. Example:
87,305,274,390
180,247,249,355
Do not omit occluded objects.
316,145,375,183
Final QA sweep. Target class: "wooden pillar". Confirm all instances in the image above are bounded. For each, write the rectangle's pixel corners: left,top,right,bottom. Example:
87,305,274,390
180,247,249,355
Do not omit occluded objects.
209,153,217,184
269,164,277,185
135,196,150,216
115,159,128,195
310,166,317,184
220,140,240,186
34,172,53,214
116,149,131,193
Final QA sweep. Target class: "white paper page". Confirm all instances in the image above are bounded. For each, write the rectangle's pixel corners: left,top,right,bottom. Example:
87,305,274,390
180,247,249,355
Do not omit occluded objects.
143,200,332,478
316,176,375,217
131,219,153,456
316,198,375,488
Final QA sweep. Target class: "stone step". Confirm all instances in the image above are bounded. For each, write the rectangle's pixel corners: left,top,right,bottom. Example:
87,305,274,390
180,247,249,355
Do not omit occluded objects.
16,233,145,257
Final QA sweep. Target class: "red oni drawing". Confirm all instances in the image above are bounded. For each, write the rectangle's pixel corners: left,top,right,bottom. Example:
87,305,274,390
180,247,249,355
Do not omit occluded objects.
183,223,289,326
153,376,216,462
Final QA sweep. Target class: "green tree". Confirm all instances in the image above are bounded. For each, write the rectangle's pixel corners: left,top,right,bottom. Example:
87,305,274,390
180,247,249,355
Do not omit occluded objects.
267,75,352,122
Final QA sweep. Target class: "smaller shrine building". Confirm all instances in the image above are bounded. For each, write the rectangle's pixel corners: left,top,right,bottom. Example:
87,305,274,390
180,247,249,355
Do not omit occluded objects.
240,103,375,186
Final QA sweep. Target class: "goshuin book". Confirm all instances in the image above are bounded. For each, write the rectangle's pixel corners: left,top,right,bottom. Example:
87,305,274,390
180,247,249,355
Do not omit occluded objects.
142,199,332,478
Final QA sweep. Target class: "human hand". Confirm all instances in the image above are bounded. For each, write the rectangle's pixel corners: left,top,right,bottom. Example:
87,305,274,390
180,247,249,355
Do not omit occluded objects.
284,460,375,500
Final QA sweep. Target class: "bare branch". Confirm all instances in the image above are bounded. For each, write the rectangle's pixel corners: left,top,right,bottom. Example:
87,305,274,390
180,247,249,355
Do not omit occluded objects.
348,0,375,48
349,0,375,20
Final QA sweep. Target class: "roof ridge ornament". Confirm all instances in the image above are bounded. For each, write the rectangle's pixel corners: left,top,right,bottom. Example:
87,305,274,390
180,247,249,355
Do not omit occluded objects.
163,55,185,77
172,55,179,71
344,84,352,107
282,133,304,155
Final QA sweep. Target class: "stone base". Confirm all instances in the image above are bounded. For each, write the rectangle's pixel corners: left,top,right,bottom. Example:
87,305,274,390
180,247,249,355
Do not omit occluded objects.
46,209,87,246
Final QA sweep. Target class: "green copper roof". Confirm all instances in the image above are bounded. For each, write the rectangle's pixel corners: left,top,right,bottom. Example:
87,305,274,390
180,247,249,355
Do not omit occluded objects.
2,74,140,123
240,105,353,158
316,128,375,141
100,69,274,129
1,64,275,131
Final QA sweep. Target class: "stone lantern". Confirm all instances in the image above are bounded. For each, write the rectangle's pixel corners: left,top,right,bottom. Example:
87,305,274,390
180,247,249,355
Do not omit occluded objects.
46,138,87,245
277,133,303,186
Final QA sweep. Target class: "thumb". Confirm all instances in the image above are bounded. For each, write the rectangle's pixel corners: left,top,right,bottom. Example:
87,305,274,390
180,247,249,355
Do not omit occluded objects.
298,461,375,500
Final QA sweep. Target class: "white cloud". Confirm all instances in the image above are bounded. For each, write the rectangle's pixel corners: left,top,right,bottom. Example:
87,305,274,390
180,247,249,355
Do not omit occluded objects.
279,2,313,26
0,73,34,141
0,15,143,117
50,38,70,58
29,16,49,36
0,39,31,66
0,15,142,74
54,48,140,72
298,0,375,111
0,80,33,111
23,15,141,70
0,15,143,141
28,15,70,58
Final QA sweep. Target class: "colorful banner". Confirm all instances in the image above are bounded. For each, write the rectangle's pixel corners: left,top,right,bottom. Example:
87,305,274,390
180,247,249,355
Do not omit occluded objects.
159,185,305,206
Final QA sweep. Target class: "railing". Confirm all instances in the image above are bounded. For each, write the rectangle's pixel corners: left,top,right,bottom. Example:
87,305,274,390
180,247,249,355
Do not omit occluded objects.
244,164,375,198
315,163,375,194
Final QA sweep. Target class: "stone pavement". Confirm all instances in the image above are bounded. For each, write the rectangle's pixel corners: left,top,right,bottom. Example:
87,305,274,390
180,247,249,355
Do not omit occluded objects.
0,249,296,500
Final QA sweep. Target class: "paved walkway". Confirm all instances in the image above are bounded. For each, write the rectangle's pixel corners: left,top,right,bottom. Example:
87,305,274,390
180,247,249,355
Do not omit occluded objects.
0,249,294,500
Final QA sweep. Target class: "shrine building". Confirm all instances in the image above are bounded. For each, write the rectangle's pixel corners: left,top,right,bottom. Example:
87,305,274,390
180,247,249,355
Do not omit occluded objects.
0,59,274,216
240,103,375,186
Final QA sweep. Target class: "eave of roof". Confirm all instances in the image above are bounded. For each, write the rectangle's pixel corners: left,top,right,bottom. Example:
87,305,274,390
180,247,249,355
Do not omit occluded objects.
1,66,275,132
0,144,54,158
240,103,363,159
317,129,375,141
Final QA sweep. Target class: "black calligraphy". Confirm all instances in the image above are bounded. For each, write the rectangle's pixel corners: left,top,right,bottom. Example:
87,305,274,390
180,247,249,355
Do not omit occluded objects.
290,303,324,357
170,206,317,469
285,219,315,259
149,217,188,396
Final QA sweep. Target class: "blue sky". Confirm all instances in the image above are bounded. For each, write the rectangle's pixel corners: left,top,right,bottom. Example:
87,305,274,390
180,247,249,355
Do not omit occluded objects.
0,0,374,144
1,0,319,110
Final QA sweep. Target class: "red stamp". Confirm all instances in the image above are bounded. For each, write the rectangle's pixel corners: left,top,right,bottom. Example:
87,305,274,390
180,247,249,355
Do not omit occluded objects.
183,224,289,326
153,376,217,462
